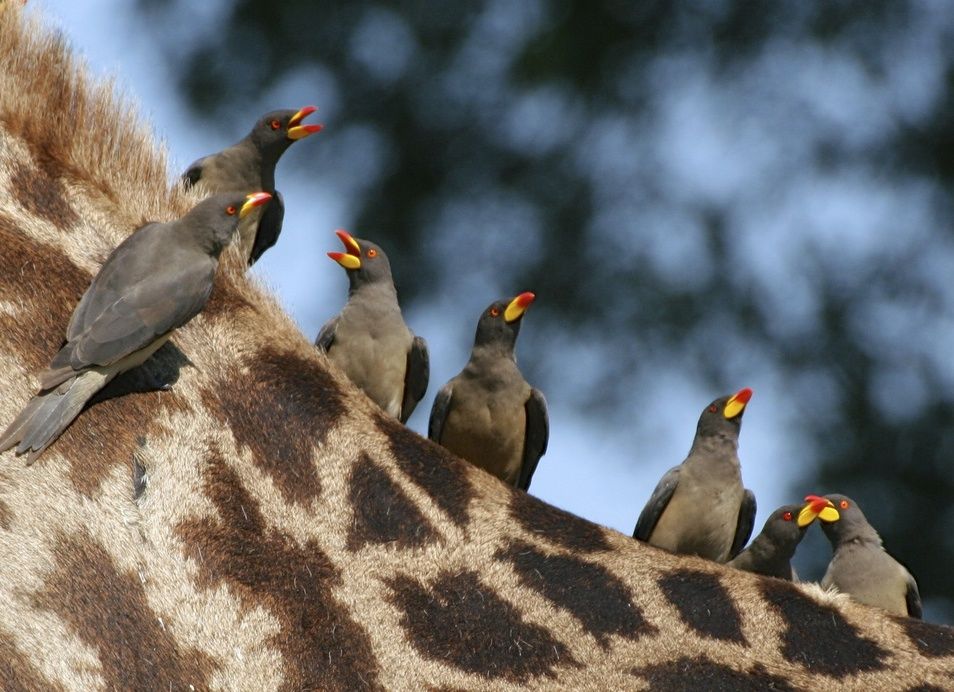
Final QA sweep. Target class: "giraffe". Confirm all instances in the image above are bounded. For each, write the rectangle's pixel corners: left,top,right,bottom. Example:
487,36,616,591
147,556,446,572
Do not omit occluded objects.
0,7,952,690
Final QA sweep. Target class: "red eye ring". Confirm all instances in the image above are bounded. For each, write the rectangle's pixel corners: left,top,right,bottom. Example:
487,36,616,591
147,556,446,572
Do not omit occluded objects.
840,500,849,509
367,248,377,258
707,405,718,413
490,307,500,317
270,119,281,130
782,511,793,521
226,206,237,215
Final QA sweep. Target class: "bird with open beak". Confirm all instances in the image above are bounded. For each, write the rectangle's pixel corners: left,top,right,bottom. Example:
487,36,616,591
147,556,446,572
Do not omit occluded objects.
316,230,429,424
182,106,322,266
633,387,757,562
429,293,548,491
0,191,272,463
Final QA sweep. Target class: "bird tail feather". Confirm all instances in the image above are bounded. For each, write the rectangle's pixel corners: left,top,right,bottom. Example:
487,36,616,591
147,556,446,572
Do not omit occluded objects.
0,370,109,464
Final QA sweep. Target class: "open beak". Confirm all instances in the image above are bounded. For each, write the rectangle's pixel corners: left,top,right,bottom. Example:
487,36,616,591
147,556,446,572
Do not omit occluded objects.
504,292,535,323
327,228,362,270
240,191,273,218
287,105,323,140
797,494,840,527
723,387,753,419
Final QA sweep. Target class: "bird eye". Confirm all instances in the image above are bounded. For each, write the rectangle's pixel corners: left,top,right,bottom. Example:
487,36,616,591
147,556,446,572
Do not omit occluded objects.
707,405,717,413
226,206,237,216
367,248,377,258
270,119,281,130
490,307,500,317
782,511,793,521
839,500,849,509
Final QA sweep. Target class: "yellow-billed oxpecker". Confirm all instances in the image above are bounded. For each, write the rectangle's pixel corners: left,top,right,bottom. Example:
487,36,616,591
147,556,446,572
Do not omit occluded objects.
816,493,922,618
316,230,429,424
182,106,321,266
0,192,272,463
428,293,548,491
633,388,756,562
727,496,837,580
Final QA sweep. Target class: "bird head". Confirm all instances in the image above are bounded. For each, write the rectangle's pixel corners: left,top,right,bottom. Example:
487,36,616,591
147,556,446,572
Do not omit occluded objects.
760,503,814,554
473,292,535,350
695,387,753,439
327,229,394,289
250,106,323,158
186,191,273,252
812,493,880,546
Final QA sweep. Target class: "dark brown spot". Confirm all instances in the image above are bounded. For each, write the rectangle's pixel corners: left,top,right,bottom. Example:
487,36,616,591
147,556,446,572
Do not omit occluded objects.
0,499,10,531
376,412,474,528
347,452,439,551
177,448,380,690
510,491,610,553
657,569,747,645
496,540,655,648
760,579,889,675
0,629,65,692
202,347,346,506
11,160,79,230
895,615,954,657
0,214,91,374
906,686,948,692
387,570,576,682
631,656,796,691
32,533,213,689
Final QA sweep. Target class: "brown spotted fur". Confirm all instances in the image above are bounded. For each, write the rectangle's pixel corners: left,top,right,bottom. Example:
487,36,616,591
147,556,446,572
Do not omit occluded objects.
0,6,952,690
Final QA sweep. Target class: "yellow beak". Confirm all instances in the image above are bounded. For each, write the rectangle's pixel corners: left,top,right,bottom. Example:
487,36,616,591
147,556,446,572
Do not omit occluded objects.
240,191,273,218
723,387,753,419
504,292,536,323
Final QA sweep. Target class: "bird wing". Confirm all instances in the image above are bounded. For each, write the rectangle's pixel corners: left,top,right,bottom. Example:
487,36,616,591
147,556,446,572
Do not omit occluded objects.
905,571,923,619
50,257,214,378
181,156,208,189
428,382,454,442
248,189,284,266
517,387,549,491
729,488,758,559
314,315,339,353
400,335,429,424
633,466,681,540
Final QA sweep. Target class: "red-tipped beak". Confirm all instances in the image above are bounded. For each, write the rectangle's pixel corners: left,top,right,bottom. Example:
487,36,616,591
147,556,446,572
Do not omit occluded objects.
504,291,535,323
328,229,362,270
288,105,323,140
723,387,753,419
239,191,273,218
798,494,839,526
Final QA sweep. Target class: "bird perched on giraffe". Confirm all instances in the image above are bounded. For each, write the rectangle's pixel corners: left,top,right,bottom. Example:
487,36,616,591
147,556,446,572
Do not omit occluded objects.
316,230,429,424
633,387,756,562
429,292,548,491
0,191,272,463
182,106,322,266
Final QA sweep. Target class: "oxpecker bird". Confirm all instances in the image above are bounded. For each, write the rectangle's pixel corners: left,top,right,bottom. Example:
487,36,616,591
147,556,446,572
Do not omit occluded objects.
0,191,272,463
316,230,428,423
727,496,837,580
817,493,922,618
428,293,548,490
633,388,756,562
182,106,322,266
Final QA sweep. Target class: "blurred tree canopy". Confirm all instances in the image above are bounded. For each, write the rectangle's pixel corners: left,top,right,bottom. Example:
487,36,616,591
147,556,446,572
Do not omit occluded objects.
137,0,954,621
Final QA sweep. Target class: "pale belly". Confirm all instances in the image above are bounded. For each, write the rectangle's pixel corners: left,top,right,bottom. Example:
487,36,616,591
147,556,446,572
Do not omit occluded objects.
329,327,409,419
649,479,742,562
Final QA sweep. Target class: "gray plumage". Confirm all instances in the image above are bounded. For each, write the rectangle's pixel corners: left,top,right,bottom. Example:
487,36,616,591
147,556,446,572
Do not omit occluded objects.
819,493,922,618
633,388,756,562
0,191,269,463
182,106,321,266
316,231,428,423
428,293,548,491
727,504,808,580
